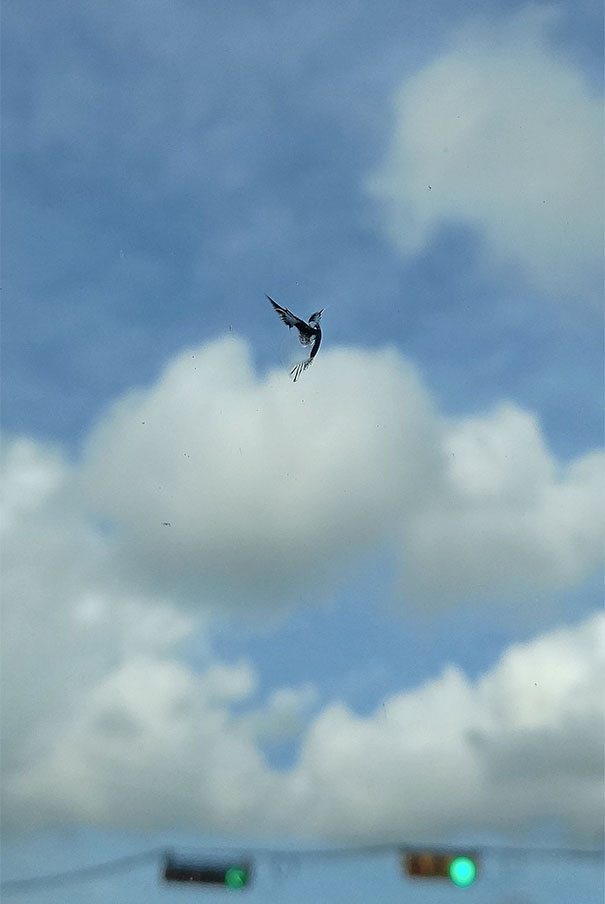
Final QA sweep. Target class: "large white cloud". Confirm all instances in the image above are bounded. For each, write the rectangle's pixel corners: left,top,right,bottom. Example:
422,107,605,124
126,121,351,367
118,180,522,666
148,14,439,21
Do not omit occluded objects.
401,404,605,603
2,432,602,842
79,336,443,605
0,437,199,835
78,336,604,607
2,338,603,843
0,433,321,837
367,6,604,299
283,611,604,843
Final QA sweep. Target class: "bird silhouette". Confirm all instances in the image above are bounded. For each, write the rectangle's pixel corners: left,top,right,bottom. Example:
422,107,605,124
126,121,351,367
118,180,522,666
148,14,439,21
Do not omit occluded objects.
266,295,324,381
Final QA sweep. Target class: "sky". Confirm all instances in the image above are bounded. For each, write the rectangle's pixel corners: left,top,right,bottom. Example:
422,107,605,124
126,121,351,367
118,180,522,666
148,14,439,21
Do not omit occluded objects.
1,0,604,902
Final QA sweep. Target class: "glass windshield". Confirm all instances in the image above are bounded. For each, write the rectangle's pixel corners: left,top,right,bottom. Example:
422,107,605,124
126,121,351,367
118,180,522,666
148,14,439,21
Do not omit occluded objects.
2,1,603,902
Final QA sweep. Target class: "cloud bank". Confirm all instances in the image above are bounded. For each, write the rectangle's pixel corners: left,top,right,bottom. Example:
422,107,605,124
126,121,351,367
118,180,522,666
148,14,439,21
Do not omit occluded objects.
367,6,604,299
2,336,603,843
78,336,604,607
287,611,604,843
3,431,603,840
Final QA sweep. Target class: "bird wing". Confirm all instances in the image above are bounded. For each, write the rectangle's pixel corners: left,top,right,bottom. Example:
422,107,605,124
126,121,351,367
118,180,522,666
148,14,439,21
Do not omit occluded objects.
266,295,315,342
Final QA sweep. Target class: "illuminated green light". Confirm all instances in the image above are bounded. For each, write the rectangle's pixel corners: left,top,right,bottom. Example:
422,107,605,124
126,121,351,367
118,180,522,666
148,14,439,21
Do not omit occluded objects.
449,856,477,887
225,867,248,889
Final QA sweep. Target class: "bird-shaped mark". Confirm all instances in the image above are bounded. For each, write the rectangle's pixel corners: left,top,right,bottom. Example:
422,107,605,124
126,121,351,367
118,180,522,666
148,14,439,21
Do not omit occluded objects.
266,295,324,381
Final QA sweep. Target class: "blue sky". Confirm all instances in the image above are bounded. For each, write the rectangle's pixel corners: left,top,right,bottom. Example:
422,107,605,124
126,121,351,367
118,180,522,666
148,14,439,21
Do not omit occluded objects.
1,0,603,902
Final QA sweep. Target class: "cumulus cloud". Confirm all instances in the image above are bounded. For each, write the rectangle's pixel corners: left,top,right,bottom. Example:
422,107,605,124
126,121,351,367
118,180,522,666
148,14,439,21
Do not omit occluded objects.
2,436,602,842
2,337,603,842
78,336,604,608
79,336,443,605
401,404,605,603
241,684,319,744
0,433,316,836
367,5,604,299
283,612,604,843
0,437,200,835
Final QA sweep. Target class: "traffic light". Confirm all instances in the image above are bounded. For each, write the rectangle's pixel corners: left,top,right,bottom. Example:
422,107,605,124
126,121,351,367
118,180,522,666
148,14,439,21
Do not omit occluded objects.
164,855,252,889
403,851,478,887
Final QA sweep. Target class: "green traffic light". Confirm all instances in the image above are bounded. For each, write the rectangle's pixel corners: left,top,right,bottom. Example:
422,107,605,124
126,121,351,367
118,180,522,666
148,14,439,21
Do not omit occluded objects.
225,867,248,889
449,856,477,887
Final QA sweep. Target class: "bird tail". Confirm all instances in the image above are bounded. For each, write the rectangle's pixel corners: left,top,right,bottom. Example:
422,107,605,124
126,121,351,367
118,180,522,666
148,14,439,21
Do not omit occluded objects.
290,357,313,382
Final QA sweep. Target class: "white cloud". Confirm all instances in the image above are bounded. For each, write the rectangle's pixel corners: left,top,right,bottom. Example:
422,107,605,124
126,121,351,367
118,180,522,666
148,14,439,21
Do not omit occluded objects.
0,437,201,835
400,404,605,603
2,434,602,842
241,684,319,743
78,336,443,605
5,490,602,844
283,612,604,843
367,6,604,299
78,336,604,608
2,339,603,842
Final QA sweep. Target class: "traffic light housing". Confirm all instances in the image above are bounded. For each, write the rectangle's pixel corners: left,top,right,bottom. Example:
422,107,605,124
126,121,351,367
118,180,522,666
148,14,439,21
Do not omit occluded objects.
403,851,478,886
164,855,252,889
